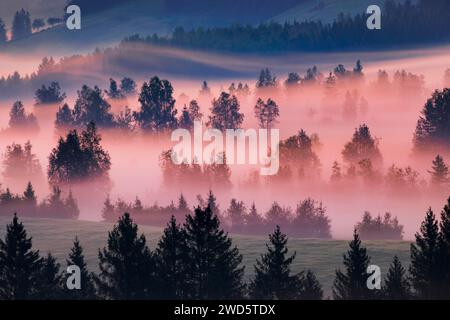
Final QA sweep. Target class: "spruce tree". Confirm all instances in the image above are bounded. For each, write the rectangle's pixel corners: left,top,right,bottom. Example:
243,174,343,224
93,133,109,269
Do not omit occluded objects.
249,226,321,299
428,155,449,186
155,216,188,299
0,214,43,299
333,230,374,300
438,197,450,298
95,213,156,299
382,256,411,299
410,208,441,299
37,253,63,299
296,270,324,300
64,237,96,299
183,206,244,299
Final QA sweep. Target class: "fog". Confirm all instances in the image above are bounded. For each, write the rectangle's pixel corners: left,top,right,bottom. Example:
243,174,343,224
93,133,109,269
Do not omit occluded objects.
1,43,450,239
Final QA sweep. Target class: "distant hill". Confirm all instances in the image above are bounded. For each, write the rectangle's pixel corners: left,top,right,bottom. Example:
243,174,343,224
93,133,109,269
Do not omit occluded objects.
271,0,417,24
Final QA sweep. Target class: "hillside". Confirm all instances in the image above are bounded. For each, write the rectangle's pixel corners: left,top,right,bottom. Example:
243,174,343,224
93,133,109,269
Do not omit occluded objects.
0,216,411,297
270,0,417,24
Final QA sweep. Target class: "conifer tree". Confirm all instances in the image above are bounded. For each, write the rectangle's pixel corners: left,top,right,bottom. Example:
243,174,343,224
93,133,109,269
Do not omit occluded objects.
382,256,411,299
96,213,156,299
183,206,244,299
439,197,450,298
249,226,321,299
101,194,116,222
333,230,374,299
296,270,324,300
428,155,449,186
155,216,188,299
64,237,96,299
37,253,63,299
0,214,43,299
410,208,441,299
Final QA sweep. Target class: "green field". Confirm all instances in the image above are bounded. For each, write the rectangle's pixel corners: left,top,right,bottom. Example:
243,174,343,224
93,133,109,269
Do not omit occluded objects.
0,216,411,298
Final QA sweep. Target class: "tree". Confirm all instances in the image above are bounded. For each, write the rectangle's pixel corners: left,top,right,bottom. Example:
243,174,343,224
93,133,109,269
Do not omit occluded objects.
410,208,442,299
227,199,246,232
428,155,449,186
37,253,63,299
8,101,39,130
207,92,244,130
414,89,450,151
120,77,136,95
55,103,75,129
73,85,115,128
199,80,211,96
296,270,324,300
0,214,43,299
342,124,382,167
333,230,374,300
382,256,411,299
330,161,342,182
32,18,45,30
155,216,189,299
101,195,116,222
249,226,322,299
285,72,301,87
134,76,178,132
48,122,111,184
106,78,124,99
254,98,279,129
2,141,43,186
35,82,66,105
63,237,96,299
0,19,7,43
11,9,32,41
22,182,37,215
439,197,450,299
96,213,156,299
256,68,277,88
183,206,244,299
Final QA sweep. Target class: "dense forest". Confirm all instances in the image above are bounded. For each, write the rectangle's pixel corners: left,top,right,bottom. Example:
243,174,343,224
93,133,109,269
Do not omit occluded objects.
124,0,450,52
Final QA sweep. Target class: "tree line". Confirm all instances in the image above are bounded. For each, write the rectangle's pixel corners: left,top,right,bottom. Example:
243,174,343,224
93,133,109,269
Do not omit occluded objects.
124,1,450,53
1,196,450,299
102,191,332,238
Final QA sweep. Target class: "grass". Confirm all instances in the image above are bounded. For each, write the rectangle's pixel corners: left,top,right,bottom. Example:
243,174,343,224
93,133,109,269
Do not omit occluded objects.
0,216,411,298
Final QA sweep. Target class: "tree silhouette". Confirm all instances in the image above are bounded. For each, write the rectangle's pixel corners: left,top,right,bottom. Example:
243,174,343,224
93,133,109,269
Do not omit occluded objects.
0,214,43,299
106,78,124,99
48,122,111,184
55,103,75,130
410,208,441,299
0,19,7,43
254,98,279,129
11,9,32,41
8,101,39,131
134,76,178,132
155,216,189,299
120,77,136,95
183,206,244,299
249,225,322,299
63,237,96,299
382,256,411,299
333,230,374,299
37,253,63,299
96,213,156,299
207,92,244,130
256,68,277,88
73,85,115,128
428,155,449,186
439,197,450,299
414,89,450,151
34,82,66,105
342,124,382,167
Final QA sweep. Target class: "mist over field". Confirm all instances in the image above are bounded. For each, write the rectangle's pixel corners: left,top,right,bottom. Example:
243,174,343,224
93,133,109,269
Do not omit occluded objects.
0,42,449,239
